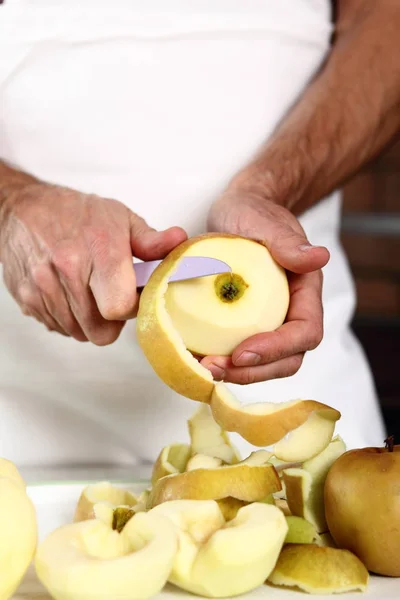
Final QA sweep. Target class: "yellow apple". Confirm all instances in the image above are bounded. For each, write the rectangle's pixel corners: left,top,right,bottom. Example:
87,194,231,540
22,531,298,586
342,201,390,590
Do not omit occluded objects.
0,458,37,600
161,234,289,357
324,439,400,577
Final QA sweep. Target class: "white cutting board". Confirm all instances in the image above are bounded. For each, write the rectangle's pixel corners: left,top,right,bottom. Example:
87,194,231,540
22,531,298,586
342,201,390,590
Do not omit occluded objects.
12,481,399,600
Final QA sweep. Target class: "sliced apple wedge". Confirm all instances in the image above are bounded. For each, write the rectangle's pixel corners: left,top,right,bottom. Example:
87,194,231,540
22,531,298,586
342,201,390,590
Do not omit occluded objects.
73,481,138,523
136,233,289,402
148,462,281,509
268,544,369,594
282,436,346,532
35,508,177,600
151,443,191,485
284,516,319,545
211,383,340,458
188,403,240,464
150,500,288,598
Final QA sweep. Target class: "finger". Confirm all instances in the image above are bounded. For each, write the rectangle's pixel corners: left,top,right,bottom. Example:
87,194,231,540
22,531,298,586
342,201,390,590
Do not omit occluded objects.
31,263,88,341
201,353,304,385
227,270,323,367
266,226,329,274
17,280,70,337
52,244,126,344
130,212,187,261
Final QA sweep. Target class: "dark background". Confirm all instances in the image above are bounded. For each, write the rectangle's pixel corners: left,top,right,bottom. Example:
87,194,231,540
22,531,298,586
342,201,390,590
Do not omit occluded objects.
341,140,400,442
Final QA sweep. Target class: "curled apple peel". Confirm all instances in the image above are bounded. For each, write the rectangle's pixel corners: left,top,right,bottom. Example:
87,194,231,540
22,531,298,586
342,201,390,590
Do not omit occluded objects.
136,234,341,456
147,462,281,509
151,443,191,485
149,500,288,598
211,384,340,461
268,544,369,594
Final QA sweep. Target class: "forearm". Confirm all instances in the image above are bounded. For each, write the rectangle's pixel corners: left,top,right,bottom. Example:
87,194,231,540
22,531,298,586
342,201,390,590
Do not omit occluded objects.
231,0,400,214
0,161,38,219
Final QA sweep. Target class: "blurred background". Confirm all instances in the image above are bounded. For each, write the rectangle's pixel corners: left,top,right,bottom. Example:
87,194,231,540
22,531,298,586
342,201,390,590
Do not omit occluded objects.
342,140,400,441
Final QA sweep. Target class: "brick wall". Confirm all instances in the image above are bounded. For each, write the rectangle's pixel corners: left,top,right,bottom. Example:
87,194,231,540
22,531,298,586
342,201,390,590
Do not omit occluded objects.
341,140,400,318
341,140,400,438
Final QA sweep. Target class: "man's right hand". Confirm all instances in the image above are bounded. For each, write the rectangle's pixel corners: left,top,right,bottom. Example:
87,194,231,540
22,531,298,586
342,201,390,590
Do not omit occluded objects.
0,171,187,345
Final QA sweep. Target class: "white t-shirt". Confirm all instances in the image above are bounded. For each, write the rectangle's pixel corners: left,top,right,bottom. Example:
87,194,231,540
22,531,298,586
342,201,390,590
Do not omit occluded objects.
0,0,386,468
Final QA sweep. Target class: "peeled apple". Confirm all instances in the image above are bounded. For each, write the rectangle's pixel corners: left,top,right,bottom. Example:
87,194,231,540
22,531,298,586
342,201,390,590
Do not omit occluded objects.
136,234,341,460
0,458,37,600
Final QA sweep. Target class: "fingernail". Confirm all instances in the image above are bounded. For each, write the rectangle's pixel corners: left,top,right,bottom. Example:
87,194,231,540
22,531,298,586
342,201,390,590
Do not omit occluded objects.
235,351,261,367
208,364,226,381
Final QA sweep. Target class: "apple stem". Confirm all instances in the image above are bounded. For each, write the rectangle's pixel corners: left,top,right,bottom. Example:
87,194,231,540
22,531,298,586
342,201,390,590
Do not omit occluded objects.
112,507,135,533
384,435,395,452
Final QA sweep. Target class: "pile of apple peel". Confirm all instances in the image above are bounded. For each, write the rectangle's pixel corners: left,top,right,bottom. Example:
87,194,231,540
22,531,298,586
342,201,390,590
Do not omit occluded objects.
33,405,372,600
136,233,341,462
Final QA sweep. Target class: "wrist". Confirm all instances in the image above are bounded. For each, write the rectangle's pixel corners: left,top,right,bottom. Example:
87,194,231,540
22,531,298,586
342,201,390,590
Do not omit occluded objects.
226,141,309,214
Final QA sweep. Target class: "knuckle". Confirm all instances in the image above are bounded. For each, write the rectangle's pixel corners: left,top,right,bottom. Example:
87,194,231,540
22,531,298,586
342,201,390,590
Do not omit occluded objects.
99,296,136,321
31,263,53,292
238,367,257,386
17,282,38,309
52,246,82,278
89,323,122,346
307,325,323,350
287,354,304,376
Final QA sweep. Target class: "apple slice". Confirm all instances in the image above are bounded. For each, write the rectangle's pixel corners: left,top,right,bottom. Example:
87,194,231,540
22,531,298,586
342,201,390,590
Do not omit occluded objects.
35,508,177,600
284,516,318,545
282,436,346,532
211,383,340,459
136,233,289,402
268,544,369,594
73,481,138,522
0,459,37,600
151,443,191,485
188,403,240,464
150,500,288,598
147,462,281,508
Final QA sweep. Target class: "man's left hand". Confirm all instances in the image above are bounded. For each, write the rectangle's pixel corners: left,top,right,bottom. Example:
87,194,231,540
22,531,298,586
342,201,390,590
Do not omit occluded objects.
200,190,330,384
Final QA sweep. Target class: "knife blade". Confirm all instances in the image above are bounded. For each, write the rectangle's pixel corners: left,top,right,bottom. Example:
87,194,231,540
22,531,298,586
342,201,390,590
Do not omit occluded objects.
133,257,231,288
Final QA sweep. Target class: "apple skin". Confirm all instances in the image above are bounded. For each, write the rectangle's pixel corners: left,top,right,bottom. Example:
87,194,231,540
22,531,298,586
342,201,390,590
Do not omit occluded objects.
324,444,400,577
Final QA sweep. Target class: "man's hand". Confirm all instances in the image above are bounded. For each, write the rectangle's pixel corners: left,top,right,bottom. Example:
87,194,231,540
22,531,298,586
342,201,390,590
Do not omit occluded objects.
0,173,186,345
200,191,330,384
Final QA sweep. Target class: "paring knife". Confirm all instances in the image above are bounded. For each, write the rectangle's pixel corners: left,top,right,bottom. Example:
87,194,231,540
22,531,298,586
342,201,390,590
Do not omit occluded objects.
133,257,231,288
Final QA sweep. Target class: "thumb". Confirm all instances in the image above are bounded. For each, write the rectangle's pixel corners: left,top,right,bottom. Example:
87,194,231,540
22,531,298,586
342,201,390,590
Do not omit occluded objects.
130,213,187,261
267,225,330,274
